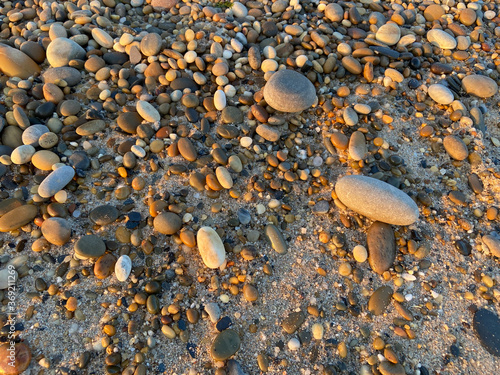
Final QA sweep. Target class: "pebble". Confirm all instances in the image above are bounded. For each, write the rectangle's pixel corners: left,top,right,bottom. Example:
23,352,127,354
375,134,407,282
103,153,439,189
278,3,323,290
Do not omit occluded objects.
92,28,114,48
216,167,233,189
11,145,35,165
22,125,50,147
288,338,300,351
46,38,86,67
0,44,41,79
95,253,117,279
214,90,227,111
443,135,468,161
482,235,500,258
90,205,119,226
74,235,106,259
0,204,38,232
462,75,498,98
0,268,16,290
473,309,500,357
137,100,161,122
353,245,368,263
376,23,401,45
335,175,419,225
211,329,241,361
153,212,182,235
348,131,367,161
282,311,305,334
426,29,457,50
428,84,454,105
263,70,316,112
368,285,393,316
0,342,31,374
265,224,288,254
378,362,406,375
367,222,396,275
256,124,280,142
38,166,75,198
177,138,197,161
41,217,71,246
115,255,132,282
197,227,226,268
325,3,344,22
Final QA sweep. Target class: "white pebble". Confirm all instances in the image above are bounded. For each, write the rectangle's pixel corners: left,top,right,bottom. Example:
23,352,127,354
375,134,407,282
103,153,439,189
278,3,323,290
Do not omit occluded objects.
352,245,368,263
214,89,227,111
131,145,146,158
115,255,132,282
240,136,253,148
312,323,324,340
288,338,300,351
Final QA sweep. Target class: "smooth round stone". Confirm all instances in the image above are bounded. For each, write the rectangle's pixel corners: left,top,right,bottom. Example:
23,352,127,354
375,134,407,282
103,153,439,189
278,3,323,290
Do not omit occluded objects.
237,208,251,225
76,120,106,136
43,67,82,86
368,285,393,316
221,106,243,123
428,84,454,105
154,212,182,235
90,205,119,225
459,9,477,26
0,342,31,374
22,125,49,147
0,198,23,217
263,70,316,113
232,2,248,18
11,145,35,164
473,309,500,357
140,33,162,56
344,107,358,126
228,155,242,172
482,235,500,258
264,224,287,254
335,175,419,225
376,23,401,45
214,90,226,111
288,338,300,351
92,28,114,48
378,362,406,375
46,38,86,67
367,222,396,274
424,4,444,21
170,77,198,91
137,101,160,122
256,124,280,142
211,329,241,361
342,56,362,75
443,135,468,161
0,204,38,232
325,3,343,22
75,235,106,259
216,166,233,189
115,255,132,281
349,131,367,161
117,112,142,134
94,253,117,279
59,100,81,116
177,138,197,161
0,44,41,79
197,227,226,268
427,29,457,50
462,75,498,98
331,132,348,150
353,245,368,263
41,217,71,246
38,166,75,198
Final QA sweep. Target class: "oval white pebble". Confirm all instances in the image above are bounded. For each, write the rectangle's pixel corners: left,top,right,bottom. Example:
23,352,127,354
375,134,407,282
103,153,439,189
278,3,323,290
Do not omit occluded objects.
288,338,300,351
352,245,368,263
197,227,226,268
214,89,227,111
115,255,132,282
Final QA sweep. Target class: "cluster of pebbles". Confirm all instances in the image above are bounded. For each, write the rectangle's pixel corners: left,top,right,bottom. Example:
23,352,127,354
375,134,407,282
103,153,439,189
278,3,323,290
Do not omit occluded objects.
0,0,500,373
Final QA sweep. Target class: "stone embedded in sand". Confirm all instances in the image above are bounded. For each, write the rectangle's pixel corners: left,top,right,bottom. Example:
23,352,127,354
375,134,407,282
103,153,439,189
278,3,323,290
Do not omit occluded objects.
94,253,117,279
0,44,41,79
263,70,316,113
473,309,500,357
211,329,241,361
367,221,396,274
46,37,86,67
462,75,498,98
368,285,393,316
89,205,119,226
41,217,71,246
197,227,226,268
153,212,182,235
443,135,468,161
38,165,75,198
265,224,288,254
75,235,106,259
348,131,367,161
335,175,419,225
482,235,500,258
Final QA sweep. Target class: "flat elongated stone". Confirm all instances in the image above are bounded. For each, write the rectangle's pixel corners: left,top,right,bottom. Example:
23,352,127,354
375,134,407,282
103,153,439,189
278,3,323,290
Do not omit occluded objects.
90,205,119,225
335,175,419,225
75,235,106,259
427,29,457,49
443,135,468,161
0,205,38,232
0,44,41,79
263,70,316,112
265,224,287,254
462,75,498,98
115,255,132,281
0,198,23,217
38,166,75,198
368,285,393,316
197,227,226,268
76,120,106,136
428,84,454,105
367,221,396,274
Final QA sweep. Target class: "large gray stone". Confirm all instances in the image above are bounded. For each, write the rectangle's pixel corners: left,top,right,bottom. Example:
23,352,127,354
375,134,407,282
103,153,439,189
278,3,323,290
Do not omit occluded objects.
38,166,75,198
263,70,316,113
46,38,86,67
